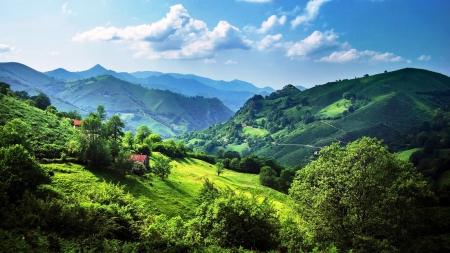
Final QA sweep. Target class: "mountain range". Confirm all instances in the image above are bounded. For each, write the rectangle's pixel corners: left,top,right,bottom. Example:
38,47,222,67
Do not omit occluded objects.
44,64,287,111
0,62,234,137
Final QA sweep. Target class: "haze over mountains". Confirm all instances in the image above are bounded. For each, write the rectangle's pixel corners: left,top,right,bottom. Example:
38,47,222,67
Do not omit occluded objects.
0,62,236,137
44,64,291,111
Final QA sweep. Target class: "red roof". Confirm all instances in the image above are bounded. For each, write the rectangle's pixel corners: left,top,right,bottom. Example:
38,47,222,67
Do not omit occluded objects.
73,120,82,126
130,155,148,163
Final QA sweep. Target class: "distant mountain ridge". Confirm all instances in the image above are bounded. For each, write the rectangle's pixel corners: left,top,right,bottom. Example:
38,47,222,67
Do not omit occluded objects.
44,64,277,111
0,62,233,137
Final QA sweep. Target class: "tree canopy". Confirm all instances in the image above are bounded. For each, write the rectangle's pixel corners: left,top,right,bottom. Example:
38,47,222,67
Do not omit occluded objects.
289,137,436,252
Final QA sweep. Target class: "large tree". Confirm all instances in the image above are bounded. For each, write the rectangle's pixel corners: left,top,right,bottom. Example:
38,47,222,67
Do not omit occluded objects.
106,115,125,141
289,137,435,252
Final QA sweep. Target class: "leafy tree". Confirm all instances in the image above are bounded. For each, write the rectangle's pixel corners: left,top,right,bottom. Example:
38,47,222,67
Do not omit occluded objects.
112,149,134,178
122,131,135,150
14,90,30,100
229,158,239,170
187,189,281,251
215,162,224,176
132,162,147,176
134,125,152,145
259,166,278,189
96,105,106,122
106,115,125,141
152,154,172,180
147,133,162,144
289,137,436,252
0,144,51,203
223,150,240,160
31,92,51,110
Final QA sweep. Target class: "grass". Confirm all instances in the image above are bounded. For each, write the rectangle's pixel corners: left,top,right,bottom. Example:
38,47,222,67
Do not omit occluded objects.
42,157,294,219
318,99,351,118
242,126,268,136
397,148,421,161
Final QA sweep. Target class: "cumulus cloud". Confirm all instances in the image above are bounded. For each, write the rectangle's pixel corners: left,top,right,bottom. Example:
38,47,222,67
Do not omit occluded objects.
0,44,19,56
256,34,284,51
224,60,238,65
285,30,343,59
72,4,252,60
291,0,331,29
258,15,286,33
62,3,75,15
317,49,404,63
204,58,217,64
418,55,431,61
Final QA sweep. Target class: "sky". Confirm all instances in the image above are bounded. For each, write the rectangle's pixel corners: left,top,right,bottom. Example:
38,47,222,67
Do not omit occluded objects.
0,0,449,89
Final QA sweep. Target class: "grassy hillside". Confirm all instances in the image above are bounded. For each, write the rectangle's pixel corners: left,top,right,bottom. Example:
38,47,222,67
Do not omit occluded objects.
42,157,293,219
0,63,234,137
0,93,76,158
177,68,450,167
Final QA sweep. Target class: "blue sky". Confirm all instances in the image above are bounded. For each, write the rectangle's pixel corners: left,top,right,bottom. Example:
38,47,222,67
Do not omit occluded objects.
0,0,449,89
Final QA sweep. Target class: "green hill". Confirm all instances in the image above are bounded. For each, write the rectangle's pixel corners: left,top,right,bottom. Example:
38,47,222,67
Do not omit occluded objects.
177,68,450,167
0,63,234,137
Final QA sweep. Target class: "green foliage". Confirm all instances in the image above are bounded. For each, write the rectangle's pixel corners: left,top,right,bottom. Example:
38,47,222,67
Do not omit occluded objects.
31,92,51,110
106,115,125,141
289,137,436,252
132,162,147,176
259,166,278,189
0,144,51,203
112,149,134,178
215,161,224,176
187,188,281,251
152,153,172,180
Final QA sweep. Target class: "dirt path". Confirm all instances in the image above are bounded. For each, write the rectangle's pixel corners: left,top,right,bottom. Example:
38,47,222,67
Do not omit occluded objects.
320,120,347,133
272,142,323,149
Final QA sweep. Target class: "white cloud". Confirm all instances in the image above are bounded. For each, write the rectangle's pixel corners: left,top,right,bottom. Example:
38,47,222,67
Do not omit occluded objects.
258,15,286,33
237,0,272,3
224,60,237,65
256,34,284,51
73,4,252,60
317,49,404,63
47,51,60,56
418,55,431,61
407,59,412,64
0,44,19,57
62,3,75,15
291,0,331,29
285,30,342,59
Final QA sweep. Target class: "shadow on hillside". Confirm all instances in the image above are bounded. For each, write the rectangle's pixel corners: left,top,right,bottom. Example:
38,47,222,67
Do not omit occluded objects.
162,179,192,198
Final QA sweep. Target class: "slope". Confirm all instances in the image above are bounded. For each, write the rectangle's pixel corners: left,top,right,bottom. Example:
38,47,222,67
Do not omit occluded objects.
42,157,293,219
176,68,450,167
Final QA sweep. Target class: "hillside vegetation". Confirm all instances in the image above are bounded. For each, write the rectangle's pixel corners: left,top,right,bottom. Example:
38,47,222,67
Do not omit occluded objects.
0,62,233,137
178,68,450,167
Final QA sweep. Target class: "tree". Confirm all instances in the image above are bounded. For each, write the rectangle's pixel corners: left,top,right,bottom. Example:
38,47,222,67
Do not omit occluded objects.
259,166,278,189
0,144,51,203
97,105,106,122
289,137,436,252
215,162,224,176
31,92,51,110
187,189,281,251
152,154,172,180
123,131,135,150
135,125,152,145
106,115,125,141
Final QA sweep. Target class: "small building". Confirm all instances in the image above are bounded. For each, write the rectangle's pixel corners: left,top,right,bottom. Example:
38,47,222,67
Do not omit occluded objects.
130,154,149,168
73,119,82,129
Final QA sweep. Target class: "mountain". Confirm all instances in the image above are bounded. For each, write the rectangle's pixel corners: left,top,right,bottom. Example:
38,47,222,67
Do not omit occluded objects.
176,68,450,166
46,65,271,111
0,62,233,137
44,68,83,80
295,85,307,91
142,74,256,111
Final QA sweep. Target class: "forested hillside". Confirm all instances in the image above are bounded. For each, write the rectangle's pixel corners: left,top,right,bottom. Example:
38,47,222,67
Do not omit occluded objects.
1,79,449,252
0,62,233,137
178,68,450,166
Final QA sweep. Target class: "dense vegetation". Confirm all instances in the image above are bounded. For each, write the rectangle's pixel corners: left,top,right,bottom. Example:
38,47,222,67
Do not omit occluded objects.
2,67,450,252
177,68,450,167
0,62,234,138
